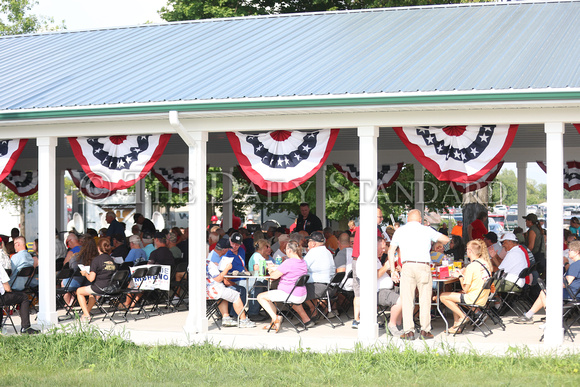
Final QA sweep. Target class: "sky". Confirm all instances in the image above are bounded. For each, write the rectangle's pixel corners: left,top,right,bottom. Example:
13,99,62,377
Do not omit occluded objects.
28,1,549,186
34,0,168,31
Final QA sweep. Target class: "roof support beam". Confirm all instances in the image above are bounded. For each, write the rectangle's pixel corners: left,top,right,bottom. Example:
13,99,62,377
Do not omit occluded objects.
517,162,527,229
544,122,565,347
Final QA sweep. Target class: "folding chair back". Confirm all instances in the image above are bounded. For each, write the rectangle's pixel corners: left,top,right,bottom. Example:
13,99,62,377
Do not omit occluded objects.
455,275,498,337
93,270,131,321
56,267,77,321
55,258,65,272
338,270,355,319
268,274,310,334
314,271,346,328
0,292,18,334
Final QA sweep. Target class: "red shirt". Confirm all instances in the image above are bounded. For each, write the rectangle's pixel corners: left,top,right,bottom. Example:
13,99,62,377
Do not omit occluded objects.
470,219,487,241
352,225,383,258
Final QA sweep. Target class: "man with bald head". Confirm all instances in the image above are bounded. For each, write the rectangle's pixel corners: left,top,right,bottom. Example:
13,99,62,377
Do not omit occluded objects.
388,209,449,340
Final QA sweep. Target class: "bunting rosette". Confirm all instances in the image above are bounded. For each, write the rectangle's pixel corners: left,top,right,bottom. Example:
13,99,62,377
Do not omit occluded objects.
0,139,28,182
67,169,116,200
537,161,580,191
2,170,38,197
332,163,404,189
69,134,171,191
394,125,517,183
152,167,189,194
227,129,339,193
449,161,504,194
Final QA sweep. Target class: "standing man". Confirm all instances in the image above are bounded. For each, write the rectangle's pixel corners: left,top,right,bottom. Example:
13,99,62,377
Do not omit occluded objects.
388,209,449,340
295,202,323,235
105,211,124,238
133,213,156,235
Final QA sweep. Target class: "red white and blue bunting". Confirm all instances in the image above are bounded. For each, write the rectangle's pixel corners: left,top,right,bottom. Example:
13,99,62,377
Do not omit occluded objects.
2,170,38,197
332,163,404,189
448,161,504,194
152,167,189,194
537,161,580,191
69,134,171,191
0,139,28,182
393,125,517,183
67,169,116,200
227,129,339,193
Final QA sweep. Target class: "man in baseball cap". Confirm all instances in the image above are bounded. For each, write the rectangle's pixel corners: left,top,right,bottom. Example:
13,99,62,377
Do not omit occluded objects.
495,231,528,293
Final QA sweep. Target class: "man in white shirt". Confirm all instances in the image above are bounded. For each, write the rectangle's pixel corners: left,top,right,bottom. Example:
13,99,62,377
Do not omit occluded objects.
0,265,40,334
495,232,528,292
304,231,336,317
388,209,449,340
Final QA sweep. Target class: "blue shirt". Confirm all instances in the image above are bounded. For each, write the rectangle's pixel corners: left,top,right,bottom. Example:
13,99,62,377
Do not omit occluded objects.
566,260,580,298
125,248,148,265
142,244,155,259
225,249,246,282
107,219,125,237
10,249,35,290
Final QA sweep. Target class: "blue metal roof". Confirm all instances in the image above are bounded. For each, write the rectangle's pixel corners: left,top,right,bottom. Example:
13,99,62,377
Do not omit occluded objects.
0,1,579,111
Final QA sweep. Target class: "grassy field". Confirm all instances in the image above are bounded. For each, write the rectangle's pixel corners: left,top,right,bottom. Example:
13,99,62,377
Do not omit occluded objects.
1,325,579,386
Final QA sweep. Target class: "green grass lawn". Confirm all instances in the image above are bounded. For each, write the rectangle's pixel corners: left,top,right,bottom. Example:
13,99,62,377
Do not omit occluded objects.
1,325,579,386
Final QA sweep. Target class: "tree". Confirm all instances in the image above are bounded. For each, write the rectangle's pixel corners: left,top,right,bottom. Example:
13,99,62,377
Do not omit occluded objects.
0,0,64,36
159,0,466,21
491,169,517,206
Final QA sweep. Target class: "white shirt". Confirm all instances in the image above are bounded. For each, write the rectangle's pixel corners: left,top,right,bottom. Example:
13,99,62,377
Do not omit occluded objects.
390,221,442,263
304,245,336,283
499,246,528,287
0,266,9,295
377,259,394,290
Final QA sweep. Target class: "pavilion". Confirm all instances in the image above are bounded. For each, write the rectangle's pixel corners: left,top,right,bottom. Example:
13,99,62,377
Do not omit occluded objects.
1,1,579,346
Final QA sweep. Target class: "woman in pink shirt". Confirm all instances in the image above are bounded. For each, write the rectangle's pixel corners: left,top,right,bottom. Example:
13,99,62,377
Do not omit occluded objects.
257,240,313,332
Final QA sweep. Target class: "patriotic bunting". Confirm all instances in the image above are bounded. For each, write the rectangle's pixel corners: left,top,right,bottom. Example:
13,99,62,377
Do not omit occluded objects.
449,161,504,194
227,129,339,193
67,169,116,200
393,125,517,183
537,161,580,191
0,139,28,182
152,167,189,194
69,134,171,191
2,170,38,197
236,166,279,197
332,163,404,189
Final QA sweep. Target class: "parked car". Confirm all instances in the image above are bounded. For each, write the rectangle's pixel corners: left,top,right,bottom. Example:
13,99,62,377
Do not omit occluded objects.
507,205,518,215
493,205,507,214
488,222,505,235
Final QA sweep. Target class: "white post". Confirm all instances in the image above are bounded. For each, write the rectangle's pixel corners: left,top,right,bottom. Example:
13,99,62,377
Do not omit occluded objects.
544,122,565,346
414,163,425,220
55,169,66,237
357,126,379,342
37,136,58,327
517,161,527,228
222,166,233,230
135,178,145,215
185,131,209,334
316,165,326,228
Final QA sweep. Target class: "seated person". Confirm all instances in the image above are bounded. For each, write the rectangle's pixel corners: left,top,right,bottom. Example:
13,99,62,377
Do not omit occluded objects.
75,238,116,322
125,235,148,265
0,265,40,334
430,241,445,266
221,233,248,319
167,232,183,260
110,234,129,263
272,234,290,265
440,239,493,334
515,240,580,324
445,235,466,262
9,236,36,291
206,241,255,328
376,237,403,336
493,232,528,292
61,234,92,306
304,232,336,319
247,239,272,318
257,240,312,332
148,232,175,266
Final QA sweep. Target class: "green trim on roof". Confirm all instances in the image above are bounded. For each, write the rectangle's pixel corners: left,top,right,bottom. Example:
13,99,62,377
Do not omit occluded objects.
1,91,579,121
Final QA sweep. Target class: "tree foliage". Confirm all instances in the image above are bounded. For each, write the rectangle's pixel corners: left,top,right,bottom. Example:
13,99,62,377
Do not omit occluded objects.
159,0,465,21
0,0,64,36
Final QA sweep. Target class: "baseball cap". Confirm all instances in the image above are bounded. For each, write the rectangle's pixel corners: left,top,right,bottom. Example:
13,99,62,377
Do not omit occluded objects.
307,231,325,243
154,232,166,240
142,232,153,242
483,232,498,243
210,215,218,222
523,213,538,222
230,232,242,244
499,232,518,242
215,236,231,250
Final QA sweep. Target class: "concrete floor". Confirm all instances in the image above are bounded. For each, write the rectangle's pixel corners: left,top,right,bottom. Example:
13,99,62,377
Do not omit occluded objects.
5,305,579,356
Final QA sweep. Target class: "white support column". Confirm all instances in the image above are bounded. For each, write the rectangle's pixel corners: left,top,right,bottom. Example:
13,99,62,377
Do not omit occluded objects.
544,122,565,346
316,165,326,228
222,166,233,230
37,137,58,327
414,163,425,220
135,178,145,215
185,130,209,335
517,161,527,228
357,126,379,342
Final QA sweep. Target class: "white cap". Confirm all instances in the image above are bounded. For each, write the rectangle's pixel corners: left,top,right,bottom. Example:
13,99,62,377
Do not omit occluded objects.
499,232,518,242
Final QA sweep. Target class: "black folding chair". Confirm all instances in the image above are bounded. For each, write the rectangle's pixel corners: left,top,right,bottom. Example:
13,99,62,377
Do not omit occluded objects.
538,278,577,342
268,274,310,333
0,292,18,334
92,270,131,322
494,266,533,317
55,267,77,322
170,262,188,311
133,265,163,320
454,276,496,337
11,266,37,313
55,258,65,272
112,267,149,323
313,272,346,328
562,278,580,341
206,298,223,330
337,270,355,319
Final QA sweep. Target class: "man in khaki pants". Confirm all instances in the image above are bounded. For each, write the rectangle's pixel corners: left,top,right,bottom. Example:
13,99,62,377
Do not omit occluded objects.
388,210,449,340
